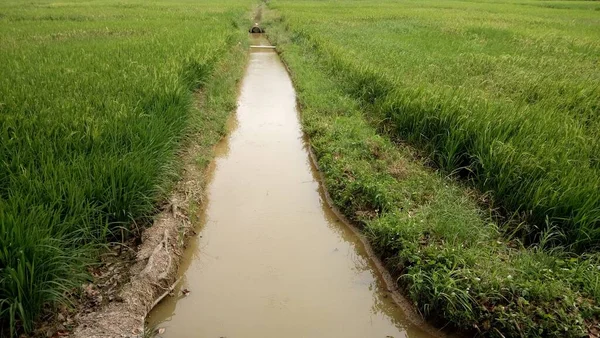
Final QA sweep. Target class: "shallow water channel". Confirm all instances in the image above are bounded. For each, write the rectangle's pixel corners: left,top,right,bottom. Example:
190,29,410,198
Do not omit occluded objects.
148,34,436,338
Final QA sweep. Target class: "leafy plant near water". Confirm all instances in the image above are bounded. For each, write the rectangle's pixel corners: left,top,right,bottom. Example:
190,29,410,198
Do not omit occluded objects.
264,5,600,337
0,0,250,335
268,0,600,250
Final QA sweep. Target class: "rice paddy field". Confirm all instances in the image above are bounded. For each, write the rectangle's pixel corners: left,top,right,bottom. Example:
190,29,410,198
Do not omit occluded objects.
264,0,600,336
0,0,250,334
2,0,600,336
269,0,600,249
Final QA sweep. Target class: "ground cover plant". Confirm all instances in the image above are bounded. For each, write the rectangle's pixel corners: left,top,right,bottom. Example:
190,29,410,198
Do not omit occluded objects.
263,2,600,337
267,0,600,250
0,0,250,335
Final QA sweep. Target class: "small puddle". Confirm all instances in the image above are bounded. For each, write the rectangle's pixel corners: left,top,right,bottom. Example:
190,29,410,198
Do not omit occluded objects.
148,34,437,338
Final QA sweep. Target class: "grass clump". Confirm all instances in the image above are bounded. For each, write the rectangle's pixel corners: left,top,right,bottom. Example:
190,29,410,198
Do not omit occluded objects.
0,0,250,335
266,0,600,250
264,11,600,337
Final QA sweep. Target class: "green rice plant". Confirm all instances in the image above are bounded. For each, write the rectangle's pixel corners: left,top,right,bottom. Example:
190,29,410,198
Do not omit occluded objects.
0,0,251,334
267,0,600,250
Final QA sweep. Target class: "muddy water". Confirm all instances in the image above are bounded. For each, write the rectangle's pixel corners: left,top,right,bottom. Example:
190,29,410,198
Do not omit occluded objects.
148,35,436,338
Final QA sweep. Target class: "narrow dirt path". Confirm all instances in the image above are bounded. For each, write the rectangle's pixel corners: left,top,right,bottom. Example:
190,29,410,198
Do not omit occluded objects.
148,34,438,338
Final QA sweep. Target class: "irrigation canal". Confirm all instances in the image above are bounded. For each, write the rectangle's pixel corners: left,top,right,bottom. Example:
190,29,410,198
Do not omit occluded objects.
148,34,437,338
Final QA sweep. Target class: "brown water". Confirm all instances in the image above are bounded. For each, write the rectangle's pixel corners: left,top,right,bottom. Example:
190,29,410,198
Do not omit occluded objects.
148,35,436,338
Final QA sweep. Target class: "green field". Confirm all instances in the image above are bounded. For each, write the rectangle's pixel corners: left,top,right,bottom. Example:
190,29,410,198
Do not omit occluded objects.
264,0,600,336
2,0,600,336
0,0,249,334
269,0,600,249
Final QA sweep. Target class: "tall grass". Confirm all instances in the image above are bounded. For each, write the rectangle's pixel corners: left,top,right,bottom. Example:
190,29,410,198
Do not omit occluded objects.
0,0,249,334
269,0,600,250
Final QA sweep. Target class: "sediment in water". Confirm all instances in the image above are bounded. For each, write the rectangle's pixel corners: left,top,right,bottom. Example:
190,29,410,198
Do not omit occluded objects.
148,34,440,338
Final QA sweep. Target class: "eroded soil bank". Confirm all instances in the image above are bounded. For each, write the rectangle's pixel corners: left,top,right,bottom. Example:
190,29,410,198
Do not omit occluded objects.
147,34,437,338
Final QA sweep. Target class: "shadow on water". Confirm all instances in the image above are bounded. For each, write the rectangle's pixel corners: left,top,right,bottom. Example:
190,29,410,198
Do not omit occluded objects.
147,33,439,338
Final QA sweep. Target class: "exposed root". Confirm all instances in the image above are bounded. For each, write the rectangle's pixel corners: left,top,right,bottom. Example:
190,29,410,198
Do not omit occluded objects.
72,210,185,338
72,121,204,338
140,230,170,278
148,277,182,316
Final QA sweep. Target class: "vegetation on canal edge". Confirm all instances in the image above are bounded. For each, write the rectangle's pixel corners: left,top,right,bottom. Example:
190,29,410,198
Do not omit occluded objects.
0,0,250,335
268,0,600,251
263,3,600,337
